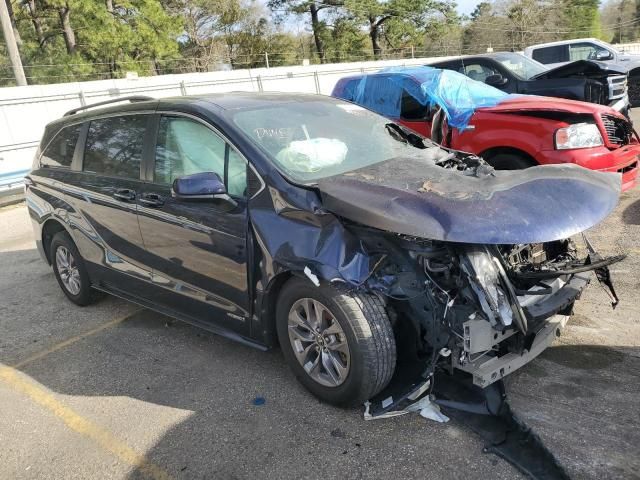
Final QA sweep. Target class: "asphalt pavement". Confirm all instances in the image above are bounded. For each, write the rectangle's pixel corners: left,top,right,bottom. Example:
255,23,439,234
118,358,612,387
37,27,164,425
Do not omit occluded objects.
1,141,639,479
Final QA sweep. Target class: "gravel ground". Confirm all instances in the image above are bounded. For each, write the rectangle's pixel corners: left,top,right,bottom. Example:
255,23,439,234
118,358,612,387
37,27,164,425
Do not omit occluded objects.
0,162,639,479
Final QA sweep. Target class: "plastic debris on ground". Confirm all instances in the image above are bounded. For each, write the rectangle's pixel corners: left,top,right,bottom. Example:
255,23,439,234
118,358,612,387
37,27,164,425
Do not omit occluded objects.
363,394,450,423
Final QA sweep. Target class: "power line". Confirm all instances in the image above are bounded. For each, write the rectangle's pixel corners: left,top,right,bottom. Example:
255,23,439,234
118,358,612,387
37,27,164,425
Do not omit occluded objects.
2,40,639,83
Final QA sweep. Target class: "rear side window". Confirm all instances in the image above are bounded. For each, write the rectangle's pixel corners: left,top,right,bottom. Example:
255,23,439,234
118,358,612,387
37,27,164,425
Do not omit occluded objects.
83,115,147,179
41,124,81,168
531,45,569,64
336,79,360,101
400,90,429,120
362,76,400,116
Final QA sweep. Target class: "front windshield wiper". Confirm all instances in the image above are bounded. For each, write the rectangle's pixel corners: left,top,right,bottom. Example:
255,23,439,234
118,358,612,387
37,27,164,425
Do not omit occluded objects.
384,123,427,149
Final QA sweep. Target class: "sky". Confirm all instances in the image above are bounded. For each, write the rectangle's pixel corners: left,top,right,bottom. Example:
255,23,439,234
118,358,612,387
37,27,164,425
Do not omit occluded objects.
456,0,482,17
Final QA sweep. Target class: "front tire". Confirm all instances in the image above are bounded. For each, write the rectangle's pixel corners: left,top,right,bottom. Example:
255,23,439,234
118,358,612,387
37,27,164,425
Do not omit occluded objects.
50,231,101,306
276,277,396,407
485,152,536,170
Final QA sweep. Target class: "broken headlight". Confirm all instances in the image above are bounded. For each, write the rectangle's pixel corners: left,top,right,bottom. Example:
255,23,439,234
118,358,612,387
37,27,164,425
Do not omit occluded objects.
461,247,513,328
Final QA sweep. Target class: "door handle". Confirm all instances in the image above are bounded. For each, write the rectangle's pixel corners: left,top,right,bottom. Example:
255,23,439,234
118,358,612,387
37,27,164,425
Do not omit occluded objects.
139,193,165,207
113,188,136,202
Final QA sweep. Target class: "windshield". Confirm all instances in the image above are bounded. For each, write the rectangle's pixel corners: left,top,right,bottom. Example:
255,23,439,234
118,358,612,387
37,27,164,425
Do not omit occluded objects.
493,52,548,80
232,99,434,183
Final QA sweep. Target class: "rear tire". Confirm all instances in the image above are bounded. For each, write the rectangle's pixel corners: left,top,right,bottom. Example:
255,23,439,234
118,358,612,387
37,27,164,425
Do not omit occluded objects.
276,277,396,407
485,153,536,170
50,231,102,306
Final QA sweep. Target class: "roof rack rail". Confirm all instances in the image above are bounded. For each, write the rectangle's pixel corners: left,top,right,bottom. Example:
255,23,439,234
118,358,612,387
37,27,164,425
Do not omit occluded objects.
63,95,155,117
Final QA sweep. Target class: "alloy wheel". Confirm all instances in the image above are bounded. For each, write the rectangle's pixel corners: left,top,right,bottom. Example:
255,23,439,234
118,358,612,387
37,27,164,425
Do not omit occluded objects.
287,298,351,387
55,246,81,295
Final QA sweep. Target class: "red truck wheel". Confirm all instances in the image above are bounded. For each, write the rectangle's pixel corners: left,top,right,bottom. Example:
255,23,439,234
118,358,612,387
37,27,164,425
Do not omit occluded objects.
486,153,536,170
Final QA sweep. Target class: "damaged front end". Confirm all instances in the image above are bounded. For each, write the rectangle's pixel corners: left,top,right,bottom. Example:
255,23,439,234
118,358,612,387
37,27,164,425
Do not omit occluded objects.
343,223,624,478
313,150,624,417
347,225,623,396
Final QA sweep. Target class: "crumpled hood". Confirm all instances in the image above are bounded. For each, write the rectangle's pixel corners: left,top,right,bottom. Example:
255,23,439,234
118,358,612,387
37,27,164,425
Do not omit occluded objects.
531,59,627,79
317,157,621,244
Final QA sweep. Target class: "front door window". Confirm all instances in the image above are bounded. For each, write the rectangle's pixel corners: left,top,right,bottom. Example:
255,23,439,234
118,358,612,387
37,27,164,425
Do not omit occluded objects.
154,116,247,197
569,42,609,61
460,63,499,83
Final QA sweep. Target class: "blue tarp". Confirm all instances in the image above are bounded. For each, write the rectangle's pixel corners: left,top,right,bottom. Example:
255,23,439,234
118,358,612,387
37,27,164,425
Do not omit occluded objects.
340,66,513,130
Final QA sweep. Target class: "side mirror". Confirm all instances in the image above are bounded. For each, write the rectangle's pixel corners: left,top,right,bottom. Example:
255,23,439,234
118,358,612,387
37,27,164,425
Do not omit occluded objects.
172,172,236,206
595,50,613,61
485,74,508,87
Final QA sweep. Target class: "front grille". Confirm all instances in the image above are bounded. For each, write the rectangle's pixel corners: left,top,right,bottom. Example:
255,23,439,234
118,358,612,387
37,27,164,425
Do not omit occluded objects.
585,80,606,105
618,160,638,174
608,75,628,100
601,114,633,146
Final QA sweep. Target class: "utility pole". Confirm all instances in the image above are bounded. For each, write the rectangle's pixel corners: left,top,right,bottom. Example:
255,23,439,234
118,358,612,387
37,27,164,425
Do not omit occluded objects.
0,0,27,86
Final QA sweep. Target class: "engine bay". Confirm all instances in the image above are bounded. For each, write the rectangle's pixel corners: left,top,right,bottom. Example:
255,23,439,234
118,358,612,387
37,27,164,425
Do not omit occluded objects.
346,225,623,394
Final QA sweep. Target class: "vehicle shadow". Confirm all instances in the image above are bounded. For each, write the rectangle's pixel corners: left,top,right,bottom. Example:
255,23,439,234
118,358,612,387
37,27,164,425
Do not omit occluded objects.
12,307,523,479
0,247,518,479
2,247,639,479
621,199,640,225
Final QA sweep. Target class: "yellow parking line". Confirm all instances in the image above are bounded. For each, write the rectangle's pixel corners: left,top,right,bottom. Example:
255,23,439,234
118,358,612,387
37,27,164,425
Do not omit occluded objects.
12,310,141,369
0,365,172,480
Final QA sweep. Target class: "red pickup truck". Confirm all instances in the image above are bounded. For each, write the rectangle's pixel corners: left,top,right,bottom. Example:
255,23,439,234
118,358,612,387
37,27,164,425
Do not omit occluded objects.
332,67,639,191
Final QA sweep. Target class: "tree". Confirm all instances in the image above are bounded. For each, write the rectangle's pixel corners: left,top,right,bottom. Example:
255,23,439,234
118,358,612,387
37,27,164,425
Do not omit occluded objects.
325,17,368,62
0,34,16,84
343,0,451,59
268,0,344,63
497,0,565,51
9,0,182,82
462,2,510,53
561,0,602,39
163,0,261,70
601,0,637,43
423,18,462,57
56,2,76,54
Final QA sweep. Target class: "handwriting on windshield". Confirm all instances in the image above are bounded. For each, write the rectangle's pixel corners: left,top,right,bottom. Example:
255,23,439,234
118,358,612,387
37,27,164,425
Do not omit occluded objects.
254,127,294,139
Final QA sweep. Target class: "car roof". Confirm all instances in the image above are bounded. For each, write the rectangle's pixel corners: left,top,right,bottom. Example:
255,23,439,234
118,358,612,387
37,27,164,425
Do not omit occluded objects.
525,38,601,51
46,92,336,130
198,91,333,110
428,51,526,63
